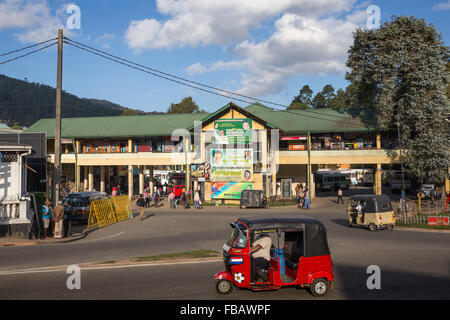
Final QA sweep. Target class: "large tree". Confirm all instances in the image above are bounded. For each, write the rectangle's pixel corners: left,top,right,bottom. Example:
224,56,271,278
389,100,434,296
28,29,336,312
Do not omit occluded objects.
346,16,449,185
167,97,201,114
288,85,313,109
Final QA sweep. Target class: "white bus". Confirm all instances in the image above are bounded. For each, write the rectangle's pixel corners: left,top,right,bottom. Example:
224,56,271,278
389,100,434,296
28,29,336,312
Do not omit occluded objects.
362,169,374,186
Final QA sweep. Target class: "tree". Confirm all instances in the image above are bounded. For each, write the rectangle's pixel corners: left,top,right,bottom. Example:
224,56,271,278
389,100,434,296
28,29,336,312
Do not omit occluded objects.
288,85,313,109
346,16,450,185
312,85,335,109
167,97,200,114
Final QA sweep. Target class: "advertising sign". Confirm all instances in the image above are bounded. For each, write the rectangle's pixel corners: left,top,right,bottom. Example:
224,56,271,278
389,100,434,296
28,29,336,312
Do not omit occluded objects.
190,163,210,181
428,216,449,226
211,182,253,199
289,144,306,151
214,118,252,144
211,149,253,182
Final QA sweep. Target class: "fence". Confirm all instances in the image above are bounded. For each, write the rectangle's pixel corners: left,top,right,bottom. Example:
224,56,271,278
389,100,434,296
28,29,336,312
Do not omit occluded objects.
87,196,132,229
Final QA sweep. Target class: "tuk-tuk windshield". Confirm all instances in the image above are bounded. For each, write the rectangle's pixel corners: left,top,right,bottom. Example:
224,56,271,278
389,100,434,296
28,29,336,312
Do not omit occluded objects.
228,222,248,249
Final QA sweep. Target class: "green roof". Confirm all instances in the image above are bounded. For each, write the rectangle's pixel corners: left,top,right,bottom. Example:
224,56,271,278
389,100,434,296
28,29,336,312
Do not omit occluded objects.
25,103,376,139
25,113,208,139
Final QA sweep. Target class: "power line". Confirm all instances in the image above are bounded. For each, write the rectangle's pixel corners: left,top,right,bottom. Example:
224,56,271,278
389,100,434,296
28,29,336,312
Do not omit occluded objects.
63,40,259,106
0,42,58,66
63,39,384,129
0,38,57,57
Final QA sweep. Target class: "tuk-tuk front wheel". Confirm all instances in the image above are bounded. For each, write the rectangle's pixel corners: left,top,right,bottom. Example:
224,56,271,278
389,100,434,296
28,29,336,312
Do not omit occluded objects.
310,278,329,297
216,279,233,294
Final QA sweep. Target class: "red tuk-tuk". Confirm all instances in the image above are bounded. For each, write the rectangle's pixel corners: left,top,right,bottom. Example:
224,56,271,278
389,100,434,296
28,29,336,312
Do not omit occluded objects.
214,216,334,296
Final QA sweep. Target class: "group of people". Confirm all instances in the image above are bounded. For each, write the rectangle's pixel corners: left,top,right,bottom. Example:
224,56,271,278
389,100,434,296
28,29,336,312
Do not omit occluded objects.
295,184,310,209
168,189,203,210
41,199,72,239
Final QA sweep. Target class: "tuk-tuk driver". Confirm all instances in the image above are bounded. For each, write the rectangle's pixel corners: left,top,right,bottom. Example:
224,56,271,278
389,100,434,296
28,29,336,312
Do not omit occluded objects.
250,234,272,282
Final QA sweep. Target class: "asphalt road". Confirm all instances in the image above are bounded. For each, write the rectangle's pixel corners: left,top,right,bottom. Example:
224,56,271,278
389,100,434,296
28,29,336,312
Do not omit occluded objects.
0,195,449,300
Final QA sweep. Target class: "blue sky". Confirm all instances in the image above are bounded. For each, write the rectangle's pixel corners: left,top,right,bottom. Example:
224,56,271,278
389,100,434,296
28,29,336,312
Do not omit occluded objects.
0,0,448,114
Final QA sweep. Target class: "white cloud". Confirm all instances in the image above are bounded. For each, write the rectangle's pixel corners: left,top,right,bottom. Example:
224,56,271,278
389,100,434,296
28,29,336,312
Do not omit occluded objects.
432,1,450,10
125,0,357,49
188,11,366,96
0,0,72,43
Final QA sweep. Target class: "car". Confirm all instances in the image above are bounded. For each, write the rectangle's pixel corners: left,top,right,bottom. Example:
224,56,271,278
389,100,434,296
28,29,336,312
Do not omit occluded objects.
63,191,108,223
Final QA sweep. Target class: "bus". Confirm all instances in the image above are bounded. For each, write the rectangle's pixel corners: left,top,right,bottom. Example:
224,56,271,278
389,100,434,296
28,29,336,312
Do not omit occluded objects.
389,171,411,193
339,169,359,186
315,173,351,191
362,169,374,186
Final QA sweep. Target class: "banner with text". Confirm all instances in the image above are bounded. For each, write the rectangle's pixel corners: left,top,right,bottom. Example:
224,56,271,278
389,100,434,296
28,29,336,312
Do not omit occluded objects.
211,149,253,182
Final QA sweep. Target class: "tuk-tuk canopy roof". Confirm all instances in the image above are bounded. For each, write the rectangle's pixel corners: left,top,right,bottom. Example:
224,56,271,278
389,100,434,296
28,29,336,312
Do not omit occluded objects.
350,194,390,202
350,194,393,213
237,216,330,257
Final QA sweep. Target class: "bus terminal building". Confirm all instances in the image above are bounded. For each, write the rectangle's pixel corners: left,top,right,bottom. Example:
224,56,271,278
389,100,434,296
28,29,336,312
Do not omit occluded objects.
24,102,450,203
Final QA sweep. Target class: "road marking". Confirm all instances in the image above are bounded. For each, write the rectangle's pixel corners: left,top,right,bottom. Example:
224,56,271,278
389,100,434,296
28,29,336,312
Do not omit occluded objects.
0,259,222,276
82,231,126,242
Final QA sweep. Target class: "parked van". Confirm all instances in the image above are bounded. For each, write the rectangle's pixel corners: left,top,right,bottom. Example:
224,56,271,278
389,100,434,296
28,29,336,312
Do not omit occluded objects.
315,173,351,191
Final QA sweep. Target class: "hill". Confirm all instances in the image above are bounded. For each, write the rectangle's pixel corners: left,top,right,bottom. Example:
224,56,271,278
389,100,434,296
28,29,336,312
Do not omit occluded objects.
0,74,151,127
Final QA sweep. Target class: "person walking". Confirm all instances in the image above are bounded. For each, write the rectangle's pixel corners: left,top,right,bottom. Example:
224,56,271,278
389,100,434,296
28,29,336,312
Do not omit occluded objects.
42,200,51,239
304,188,310,209
136,194,146,221
53,201,64,239
337,187,344,204
144,188,150,208
194,190,200,209
63,200,73,238
153,188,160,208
169,191,175,208
112,187,117,197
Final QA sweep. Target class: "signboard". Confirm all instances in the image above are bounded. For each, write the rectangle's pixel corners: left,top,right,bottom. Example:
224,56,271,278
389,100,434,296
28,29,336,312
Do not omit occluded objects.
289,144,306,151
211,182,253,200
190,163,210,181
214,118,252,144
281,179,292,198
281,136,307,141
428,216,449,226
211,149,253,182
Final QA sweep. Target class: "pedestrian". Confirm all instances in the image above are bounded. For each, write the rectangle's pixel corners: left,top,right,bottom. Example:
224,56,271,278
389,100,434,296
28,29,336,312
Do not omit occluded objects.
194,190,200,209
63,199,73,238
169,191,176,209
445,191,450,212
112,187,117,197
136,194,146,220
181,191,187,209
337,187,344,204
163,184,167,195
53,201,64,239
301,186,306,208
399,189,406,209
117,185,121,195
144,188,150,208
304,188,310,209
153,188,160,208
42,200,51,239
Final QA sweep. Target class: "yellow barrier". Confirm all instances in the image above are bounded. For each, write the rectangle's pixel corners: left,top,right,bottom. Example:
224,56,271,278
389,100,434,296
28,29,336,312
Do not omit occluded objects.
112,195,132,221
87,198,117,229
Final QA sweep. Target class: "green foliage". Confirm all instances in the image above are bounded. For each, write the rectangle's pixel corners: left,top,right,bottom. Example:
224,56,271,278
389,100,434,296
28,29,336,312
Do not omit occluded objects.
167,96,201,114
288,85,313,109
346,16,450,185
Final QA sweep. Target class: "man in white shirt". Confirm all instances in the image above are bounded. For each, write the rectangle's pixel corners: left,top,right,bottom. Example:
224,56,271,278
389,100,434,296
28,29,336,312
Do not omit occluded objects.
250,234,272,282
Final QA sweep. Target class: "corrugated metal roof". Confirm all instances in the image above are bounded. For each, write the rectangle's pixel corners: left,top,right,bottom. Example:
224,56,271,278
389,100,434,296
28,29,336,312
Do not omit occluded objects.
24,103,376,138
25,113,208,139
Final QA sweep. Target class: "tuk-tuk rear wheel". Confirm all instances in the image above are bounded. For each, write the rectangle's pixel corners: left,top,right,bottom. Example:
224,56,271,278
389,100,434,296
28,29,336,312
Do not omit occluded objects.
216,279,233,294
369,223,377,232
310,278,329,297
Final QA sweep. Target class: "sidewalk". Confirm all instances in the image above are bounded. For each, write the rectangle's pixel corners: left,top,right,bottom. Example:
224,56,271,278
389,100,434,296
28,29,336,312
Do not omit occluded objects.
0,232,86,247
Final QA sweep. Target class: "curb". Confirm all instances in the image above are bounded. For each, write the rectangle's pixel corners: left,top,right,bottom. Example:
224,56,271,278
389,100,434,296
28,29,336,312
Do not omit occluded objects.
0,232,87,247
395,226,450,233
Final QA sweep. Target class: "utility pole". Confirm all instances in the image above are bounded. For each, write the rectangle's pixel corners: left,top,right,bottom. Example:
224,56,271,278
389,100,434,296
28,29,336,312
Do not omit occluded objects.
54,29,63,203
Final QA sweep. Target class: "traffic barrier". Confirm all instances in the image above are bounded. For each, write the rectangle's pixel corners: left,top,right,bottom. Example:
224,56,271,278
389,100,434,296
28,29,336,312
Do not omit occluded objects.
112,195,132,221
87,197,117,229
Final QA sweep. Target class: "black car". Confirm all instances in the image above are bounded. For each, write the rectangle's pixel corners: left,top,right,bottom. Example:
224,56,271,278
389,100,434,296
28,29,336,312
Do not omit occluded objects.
63,192,107,223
